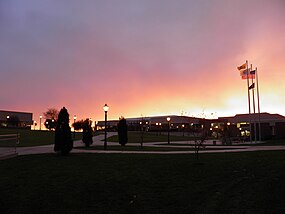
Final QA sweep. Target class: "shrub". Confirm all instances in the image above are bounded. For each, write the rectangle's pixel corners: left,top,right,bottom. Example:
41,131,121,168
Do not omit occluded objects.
82,119,93,147
118,117,128,146
54,107,73,155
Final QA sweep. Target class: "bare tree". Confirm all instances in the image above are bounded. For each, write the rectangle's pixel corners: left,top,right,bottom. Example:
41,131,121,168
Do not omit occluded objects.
189,123,208,161
193,130,207,161
221,122,232,145
43,108,59,120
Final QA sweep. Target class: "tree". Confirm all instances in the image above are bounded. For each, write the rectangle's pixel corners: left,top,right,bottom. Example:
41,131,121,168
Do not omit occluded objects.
221,122,232,145
54,107,73,155
43,108,59,120
43,108,58,130
118,117,128,146
72,120,84,131
44,119,56,130
82,119,93,147
189,122,208,162
193,130,207,162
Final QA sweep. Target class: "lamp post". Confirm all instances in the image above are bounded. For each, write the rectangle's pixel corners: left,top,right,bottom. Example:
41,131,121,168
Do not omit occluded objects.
6,115,10,127
34,121,37,130
103,104,109,150
73,115,77,139
140,119,145,148
182,124,185,137
39,116,42,130
167,117,171,145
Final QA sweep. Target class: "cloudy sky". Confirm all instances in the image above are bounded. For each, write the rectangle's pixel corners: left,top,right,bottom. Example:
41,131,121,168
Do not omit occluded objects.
1,0,285,121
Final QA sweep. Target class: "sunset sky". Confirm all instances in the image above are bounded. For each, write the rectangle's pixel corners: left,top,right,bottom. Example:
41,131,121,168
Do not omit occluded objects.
1,0,285,121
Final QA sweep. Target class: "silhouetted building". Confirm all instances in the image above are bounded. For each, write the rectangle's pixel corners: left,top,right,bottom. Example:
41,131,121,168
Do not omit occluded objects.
97,112,285,141
0,110,33,128
97,115,207,132
219,113,285,140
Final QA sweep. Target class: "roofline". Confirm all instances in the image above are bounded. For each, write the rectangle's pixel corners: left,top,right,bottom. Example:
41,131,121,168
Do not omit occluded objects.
0,110,33,114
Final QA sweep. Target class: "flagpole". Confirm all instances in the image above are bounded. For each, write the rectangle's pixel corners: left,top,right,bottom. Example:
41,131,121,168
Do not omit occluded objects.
246,60,252,144
251,64,257,144
256,67,261,141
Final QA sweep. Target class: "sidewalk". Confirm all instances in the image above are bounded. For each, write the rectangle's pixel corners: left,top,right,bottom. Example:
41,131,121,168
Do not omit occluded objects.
16,133,117,156
13,135,285,156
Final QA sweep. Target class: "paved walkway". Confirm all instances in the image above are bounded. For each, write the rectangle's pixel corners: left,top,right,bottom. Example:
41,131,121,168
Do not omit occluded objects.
16,133,116,156
11,132,285,156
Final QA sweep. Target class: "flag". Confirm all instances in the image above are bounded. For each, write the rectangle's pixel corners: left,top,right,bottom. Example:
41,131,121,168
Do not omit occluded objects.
241,74,255,80
237,63,246,70
249,83,255,90
240,69,255,79
240,69,249,76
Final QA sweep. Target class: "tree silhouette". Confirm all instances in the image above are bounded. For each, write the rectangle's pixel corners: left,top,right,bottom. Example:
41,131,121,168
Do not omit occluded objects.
44,119,56,130
82,119,93,147
73,120,84,131
193,130,207,161
43,108,59,120
43,108,58,131
54,107,73,155
118,117,128,146
221,123,232,145
189,122,207,162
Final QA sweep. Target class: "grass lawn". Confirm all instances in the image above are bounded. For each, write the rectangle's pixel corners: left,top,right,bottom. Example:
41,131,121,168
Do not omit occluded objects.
76,145,238,152
0,128,82,147
254,139,285,146
107,131,198,143
158,139,285,147
1,151,285,213
157,143,220,146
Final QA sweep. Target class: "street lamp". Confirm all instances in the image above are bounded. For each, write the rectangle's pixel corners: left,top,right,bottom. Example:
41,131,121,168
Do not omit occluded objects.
182,124,185,137
167,117,171,145
39,116,42,130
6,115,10,127
103,104,109,150
73,115,77,139
34,121,37,130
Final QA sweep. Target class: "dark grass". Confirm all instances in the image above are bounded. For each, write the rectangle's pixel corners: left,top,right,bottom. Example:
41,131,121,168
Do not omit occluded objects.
159,139,285,147
0,128,82,147
76,145,239,152
157,143,231,146
107,131,198,143
77,145,188,151
253,139,285,146
1,151,285,214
